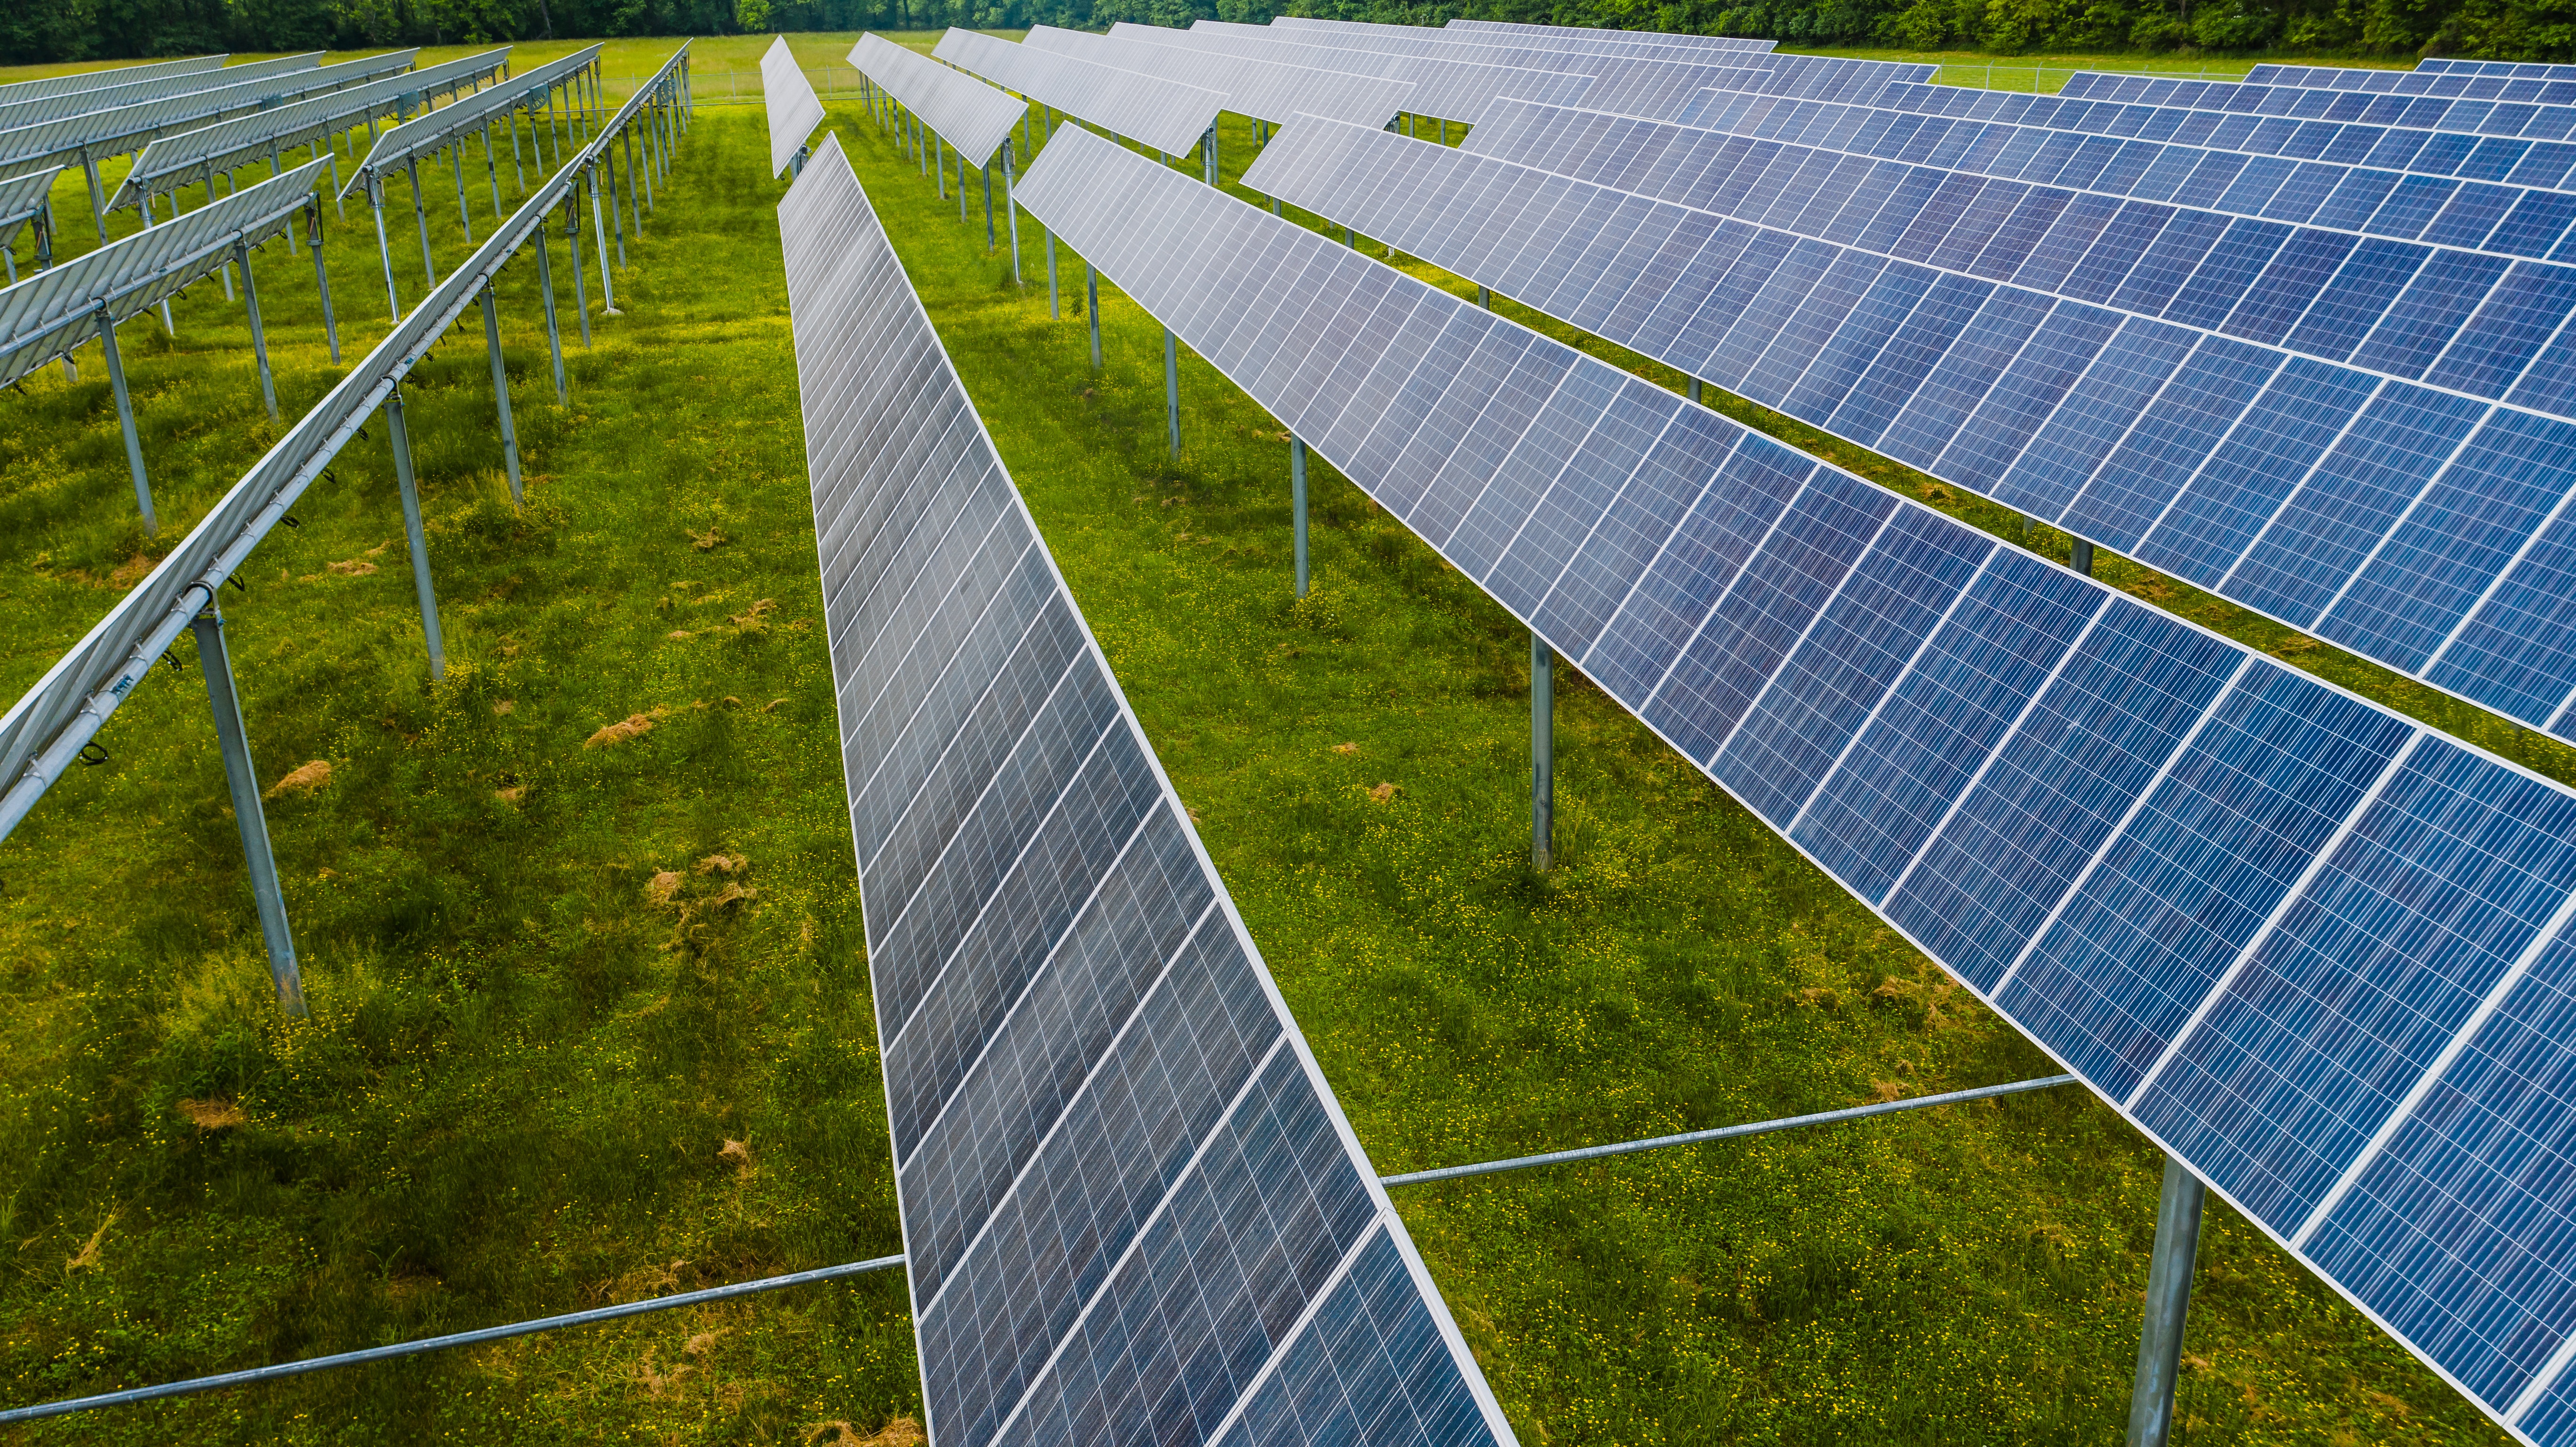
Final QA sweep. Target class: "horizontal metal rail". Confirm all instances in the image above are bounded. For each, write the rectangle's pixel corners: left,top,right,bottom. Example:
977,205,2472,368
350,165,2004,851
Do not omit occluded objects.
0,1069,2071,1422
1380,1075,2082,1186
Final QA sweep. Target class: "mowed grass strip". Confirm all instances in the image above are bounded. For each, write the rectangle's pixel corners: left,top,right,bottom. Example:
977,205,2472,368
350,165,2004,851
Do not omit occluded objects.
0,60,2526,1447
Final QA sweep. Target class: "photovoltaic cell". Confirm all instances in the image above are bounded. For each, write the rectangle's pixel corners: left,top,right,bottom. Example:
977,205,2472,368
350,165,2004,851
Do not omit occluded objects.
0,51,317,134
1109,23,1596,125
345,47,598,196
763,35,826,178
1022,25,1417,131
937,28,1226,160
1018,122,2576,1446
0,51,419,175
0,54,223,109
776,130,1514,1447
850,31,1026,171
1442,17,1777,50
2058,68,2576,157
1245,113,2576,736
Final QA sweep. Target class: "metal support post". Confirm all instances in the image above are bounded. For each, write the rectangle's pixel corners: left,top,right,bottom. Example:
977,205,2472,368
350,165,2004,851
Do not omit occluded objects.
982,162,995,253
564,197,593,346
1688,378,1701,404
536,232,567,400
81,151,108,241
1002,142,1021,282
453,141,473,241
1086,262,1101,369
1478,285,1491,309
959,145,969,225
307,208,339,364
93,303,156,535
1046,229,1057,318
384,387,446,679
508,111,526,193
483,124,503,215
2126,1159,2206,1447
408,156,435,286
137,194,176,332
606,154,629,270
1164,327,1180,456
189,605,307,1017
586,166,619,316
480,284,523,503
635,123,656,214
1531,633,1554,871
1291,435,1309,599
2073,540,2095,576
624,127,644,235
370,177,400,321
235,237,277,420
936,134,947,199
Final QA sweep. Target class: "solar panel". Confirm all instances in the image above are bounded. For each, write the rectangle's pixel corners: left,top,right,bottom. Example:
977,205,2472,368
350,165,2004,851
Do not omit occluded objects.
1435,99,2576,736
1020,120,2576,1447
2054,69,2576,152
1111,23,1594,125
1442,17,1779,49
0,166,55,259
1020,25,1416,131
0,156,326,389
0,55,224,108
848,33,1024,172
345,47,600,198
763,36,826,178
111,49,512,213
2417,58,2576,84
1852,80,2576,199
0,52,320,134
936,29,1225,159
0,51,421,187
776,128,1516,1447
1271,16,1777,57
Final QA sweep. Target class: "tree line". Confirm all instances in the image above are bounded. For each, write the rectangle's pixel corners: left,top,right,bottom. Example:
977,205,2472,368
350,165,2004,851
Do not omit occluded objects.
11,0,2572,86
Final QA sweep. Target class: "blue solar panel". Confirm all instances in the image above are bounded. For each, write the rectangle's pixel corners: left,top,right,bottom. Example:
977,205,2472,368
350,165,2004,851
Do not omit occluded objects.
1242,113,2576,737
777,132,1513,1447
1017,123,2576,1445
2060,68,2576,156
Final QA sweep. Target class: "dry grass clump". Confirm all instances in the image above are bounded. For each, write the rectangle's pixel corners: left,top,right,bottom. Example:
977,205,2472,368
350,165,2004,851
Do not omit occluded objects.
176,1097,246,1130
265,759,331,798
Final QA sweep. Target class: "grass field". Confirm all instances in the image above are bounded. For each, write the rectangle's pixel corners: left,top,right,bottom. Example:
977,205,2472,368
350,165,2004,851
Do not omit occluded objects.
0,36,2547,1447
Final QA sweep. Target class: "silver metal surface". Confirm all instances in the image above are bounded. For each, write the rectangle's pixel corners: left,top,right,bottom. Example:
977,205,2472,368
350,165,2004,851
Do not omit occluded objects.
848,32,1022,170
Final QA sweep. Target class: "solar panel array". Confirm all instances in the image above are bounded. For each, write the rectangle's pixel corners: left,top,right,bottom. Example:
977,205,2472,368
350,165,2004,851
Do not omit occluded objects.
0,156,328,389
0,55,223,108
2056,68,2576,148
1852,80,2576,198
1019,119,2576,1447
1022,25,1417,132
1110,23,1595,126
1270,15,1777,58
1429,97,2576,737
0,166,54,252
936,29,1225,160
776,128,1515,1447
1442,17,1779,49
0,50,421,175
344,47,599,196
0,51,319,134
849,33,1024,173
112,48,512,212
2255,60,2576,92
764,35,826,178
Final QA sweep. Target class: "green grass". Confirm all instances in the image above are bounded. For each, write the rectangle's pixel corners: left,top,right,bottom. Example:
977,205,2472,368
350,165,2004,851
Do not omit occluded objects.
0,53,2542,1447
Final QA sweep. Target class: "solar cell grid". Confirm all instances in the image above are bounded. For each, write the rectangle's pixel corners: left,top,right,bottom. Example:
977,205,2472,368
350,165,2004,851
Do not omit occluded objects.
763,35,826,178
0,54,223,108
1018,25,1416,130
937,29,1225,159
2056,68,2576,151
0,51,319,134
1016,125,2576,1444
345,47,598,194
849,32,1024,170
776,130,1512,1447
1114,22,1595,124
1443,17,1779,49
1245,110,2576,734
0,51,421,176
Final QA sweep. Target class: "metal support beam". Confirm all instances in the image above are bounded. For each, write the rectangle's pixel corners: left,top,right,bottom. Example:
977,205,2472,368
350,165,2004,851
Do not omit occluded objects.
2126,1159,2206,1447
234,237,277,421
408,156,435,287
1532,634,1554,871
188,605,306,1017
564,197,593,345
1164,326,1180,456
384,386,446,679
1086,262,1101,370
1688,378,1702,404
1003,142,1022,285
1477,285,1490,309
368,181,401,321
480,284,522,504
983,162,995,253
536,229,567,400
92,302,156,535
1291,435,1309,600
307,206,339,365
2073,539,2095,576
586,164,619,316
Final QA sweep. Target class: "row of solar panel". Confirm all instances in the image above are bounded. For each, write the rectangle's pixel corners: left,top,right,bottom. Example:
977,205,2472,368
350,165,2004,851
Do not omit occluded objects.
1255,108,2576,740
1022,26,1418,132
777,130,1514,1447
1016,122,2576,1447
2062,69,2576,144
1673,84,2576,261
936,28,1224,158
2254,60,2576,97
852,32,1024,171
0,50,422,175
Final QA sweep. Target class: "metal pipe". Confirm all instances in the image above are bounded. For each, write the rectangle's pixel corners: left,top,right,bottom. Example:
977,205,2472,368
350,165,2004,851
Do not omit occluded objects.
236,237,277,421
982,161,994,253
2073,539,2096,576
308,206,339,365
1381,1075,2081,1188
507,107,526,194
586,165,618,316
482,124,502,216
1164,327,1180,456
408,156,435,287
384,386,446,679
369,177,400,321
91,303,156,532
139,193,177,333
1688,378,1702,404
188,605,306,1017
2126,1159,2206,1447
535,228,566,400
1002,143,1021,282
1478,285,1490,310
1291,435,1308,599
1532,633,1553,871
479,284,522,504
563,196,592,346
1086,262,1100,370
452,137,473,241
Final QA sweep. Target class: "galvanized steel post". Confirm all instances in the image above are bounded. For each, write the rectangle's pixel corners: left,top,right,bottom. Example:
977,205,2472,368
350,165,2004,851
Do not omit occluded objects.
480,284,523,504
1688,378,1701,404
1086,262,1101,370
1291,435,1308,599
91,301,156,535
535,230,568,400
452,139,473,241
307,205,340,364
1002,141,1021,283
1532,634,1554,871
384,386,446,679
1045,228,1057,318
408,156,436,286
564,196,593,346
234,237,278,421
2126,1159,2205,1447
982,161,994,252
1164,327,1180,456
2073,539,2095,576
189,604,307,1017
586,164,619,315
